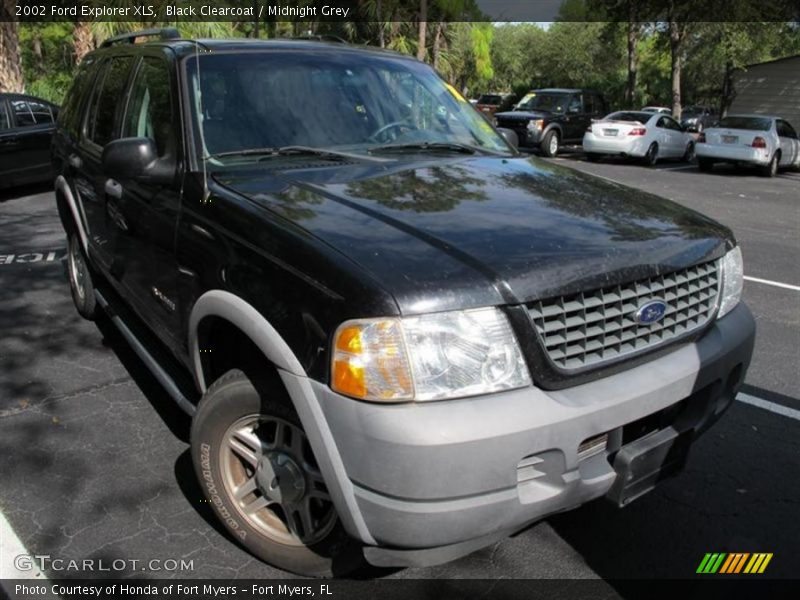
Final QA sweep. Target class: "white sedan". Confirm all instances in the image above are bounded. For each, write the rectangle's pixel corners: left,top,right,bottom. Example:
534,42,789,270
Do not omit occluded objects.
696,115,800,177
583,111,695,166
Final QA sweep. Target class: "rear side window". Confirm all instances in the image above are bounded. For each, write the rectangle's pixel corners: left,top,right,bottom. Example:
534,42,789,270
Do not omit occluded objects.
11,100,37,127
122,57,175,157
777,120,797,139
0,102,10,131
27,100,54,124
87,56,135,146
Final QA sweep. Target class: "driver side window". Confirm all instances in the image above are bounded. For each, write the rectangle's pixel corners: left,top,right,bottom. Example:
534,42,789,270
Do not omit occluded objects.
568,96,582,114
122,57,175,158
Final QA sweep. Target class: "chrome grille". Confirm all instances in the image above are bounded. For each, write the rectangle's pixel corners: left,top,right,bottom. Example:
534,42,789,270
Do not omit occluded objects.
528,261,720,370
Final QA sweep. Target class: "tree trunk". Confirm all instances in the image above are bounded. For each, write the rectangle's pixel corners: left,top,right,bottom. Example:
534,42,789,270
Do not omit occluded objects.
625,3,638,108
720,59,735,118
0,1,24,93
417,0,427,61
432,21,445,71
72,22,95,66
377,0,385,48
669,20,683,119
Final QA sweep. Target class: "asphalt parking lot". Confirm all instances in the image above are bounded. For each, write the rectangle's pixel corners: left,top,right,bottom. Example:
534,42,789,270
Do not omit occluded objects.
1,154,798,589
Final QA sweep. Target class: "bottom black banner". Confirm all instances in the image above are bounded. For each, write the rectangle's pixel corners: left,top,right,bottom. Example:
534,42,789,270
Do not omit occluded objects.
2,579,800,600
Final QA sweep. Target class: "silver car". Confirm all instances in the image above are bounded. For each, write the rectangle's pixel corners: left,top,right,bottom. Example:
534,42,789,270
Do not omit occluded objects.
696,115,800,177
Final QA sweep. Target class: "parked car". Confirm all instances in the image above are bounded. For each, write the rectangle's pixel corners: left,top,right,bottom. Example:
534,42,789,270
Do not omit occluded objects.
53,30,755,577
494,88,608,156
641,106,671,114
474,93,513,117
583,111,696,165
0,93,58,188
696,115,800,177
680,105,718,132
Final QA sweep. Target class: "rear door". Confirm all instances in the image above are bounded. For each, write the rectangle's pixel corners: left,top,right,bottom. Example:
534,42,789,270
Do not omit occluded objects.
76,54,137,272
564,94,585,142
776,120,799,166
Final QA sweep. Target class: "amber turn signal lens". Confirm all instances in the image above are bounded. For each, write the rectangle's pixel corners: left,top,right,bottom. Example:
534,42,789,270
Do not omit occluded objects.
331,318,414,402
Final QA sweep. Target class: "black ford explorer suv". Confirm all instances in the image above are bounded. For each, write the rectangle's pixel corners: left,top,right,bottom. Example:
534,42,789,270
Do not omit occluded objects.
52,30,755,577
494,88,607,156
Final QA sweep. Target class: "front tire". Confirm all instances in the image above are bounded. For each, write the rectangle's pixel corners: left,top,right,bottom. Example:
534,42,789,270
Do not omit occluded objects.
67,232,96,320
683,141,696,163
190,369,363,577
540,130,559,157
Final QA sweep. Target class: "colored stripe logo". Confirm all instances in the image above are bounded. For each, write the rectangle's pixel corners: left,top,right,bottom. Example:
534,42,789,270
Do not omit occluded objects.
697,552,773,574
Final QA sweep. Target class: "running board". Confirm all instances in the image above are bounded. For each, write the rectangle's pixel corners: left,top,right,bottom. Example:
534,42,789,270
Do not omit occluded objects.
95,289,196,416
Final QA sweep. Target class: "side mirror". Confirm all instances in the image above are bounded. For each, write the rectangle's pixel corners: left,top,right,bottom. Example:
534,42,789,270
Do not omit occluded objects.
497,127,519,150
102,137,173,183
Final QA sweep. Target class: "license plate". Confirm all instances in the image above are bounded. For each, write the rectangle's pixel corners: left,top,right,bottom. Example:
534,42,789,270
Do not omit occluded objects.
722,135,738,144
603,129,619,136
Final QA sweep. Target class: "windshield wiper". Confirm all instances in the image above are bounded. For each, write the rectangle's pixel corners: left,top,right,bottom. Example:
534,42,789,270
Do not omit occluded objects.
368,141,505,156
209,145,386,163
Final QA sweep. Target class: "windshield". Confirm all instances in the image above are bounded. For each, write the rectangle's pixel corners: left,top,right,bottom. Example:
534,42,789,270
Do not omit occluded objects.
515,92,569,113
718,116,772,131
186,50,510,163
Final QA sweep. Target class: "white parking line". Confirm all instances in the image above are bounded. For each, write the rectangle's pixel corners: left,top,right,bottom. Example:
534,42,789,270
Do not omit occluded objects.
0,508,48,579
737,393,800,422
744,276,800,292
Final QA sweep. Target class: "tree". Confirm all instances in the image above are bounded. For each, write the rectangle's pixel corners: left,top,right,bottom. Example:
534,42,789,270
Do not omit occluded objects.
417,0,427,61
72,22,95,65
0,0,24,92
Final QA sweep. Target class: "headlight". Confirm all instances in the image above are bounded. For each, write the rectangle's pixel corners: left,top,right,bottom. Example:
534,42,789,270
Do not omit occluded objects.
332,308,531,402
718,246,743,319
527,119,544,132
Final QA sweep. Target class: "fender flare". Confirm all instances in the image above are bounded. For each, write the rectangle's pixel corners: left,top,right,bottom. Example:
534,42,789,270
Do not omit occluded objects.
55,175,89,253
188,290,376,545
542,123,563,141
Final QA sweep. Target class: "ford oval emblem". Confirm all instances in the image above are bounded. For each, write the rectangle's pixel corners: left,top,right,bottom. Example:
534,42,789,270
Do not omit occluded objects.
635,300,668,325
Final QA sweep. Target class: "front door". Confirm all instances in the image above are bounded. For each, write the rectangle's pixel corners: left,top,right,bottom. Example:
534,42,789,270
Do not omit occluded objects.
108,52,183,342
0,99,18,183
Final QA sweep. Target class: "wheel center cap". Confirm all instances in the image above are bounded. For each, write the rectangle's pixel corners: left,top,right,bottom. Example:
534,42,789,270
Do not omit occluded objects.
256,452,305,505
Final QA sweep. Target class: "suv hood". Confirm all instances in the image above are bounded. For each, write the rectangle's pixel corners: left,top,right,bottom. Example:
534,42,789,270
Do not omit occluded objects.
214,156,731,315
495,110,553,122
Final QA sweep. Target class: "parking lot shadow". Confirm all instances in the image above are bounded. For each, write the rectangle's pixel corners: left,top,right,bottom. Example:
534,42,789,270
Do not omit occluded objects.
548,398,800,582
0,181,52,203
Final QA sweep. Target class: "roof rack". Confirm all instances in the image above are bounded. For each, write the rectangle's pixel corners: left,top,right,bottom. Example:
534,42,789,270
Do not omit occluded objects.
100,28,181,48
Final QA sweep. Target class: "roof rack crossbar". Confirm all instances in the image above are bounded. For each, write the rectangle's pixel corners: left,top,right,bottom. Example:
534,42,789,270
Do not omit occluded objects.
100,28,181,48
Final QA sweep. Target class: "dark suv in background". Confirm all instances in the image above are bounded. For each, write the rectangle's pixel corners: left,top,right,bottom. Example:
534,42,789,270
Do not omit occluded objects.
0,93,58,188
494,88,607,156
52,30,754,577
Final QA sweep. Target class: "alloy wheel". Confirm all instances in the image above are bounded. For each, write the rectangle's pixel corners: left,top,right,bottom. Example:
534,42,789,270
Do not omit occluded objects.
220,415,336,547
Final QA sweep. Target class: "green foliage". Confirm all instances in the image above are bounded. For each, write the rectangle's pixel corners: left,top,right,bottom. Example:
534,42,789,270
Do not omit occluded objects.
13,13,800,112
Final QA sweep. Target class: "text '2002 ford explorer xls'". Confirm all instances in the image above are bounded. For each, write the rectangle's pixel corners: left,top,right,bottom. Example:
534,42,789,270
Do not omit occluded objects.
51,31,755,577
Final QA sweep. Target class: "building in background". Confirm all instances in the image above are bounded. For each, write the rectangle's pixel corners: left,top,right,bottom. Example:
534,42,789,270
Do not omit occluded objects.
730,55,800,129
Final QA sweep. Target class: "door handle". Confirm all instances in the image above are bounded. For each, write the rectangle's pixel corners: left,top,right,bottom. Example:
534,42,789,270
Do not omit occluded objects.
68,154,82,169
105,178,123,199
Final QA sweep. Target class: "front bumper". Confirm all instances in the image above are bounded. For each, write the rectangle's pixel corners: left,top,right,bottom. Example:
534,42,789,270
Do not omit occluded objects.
696,143,771,165
305,303,755,565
